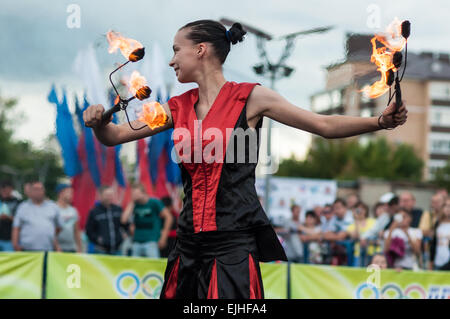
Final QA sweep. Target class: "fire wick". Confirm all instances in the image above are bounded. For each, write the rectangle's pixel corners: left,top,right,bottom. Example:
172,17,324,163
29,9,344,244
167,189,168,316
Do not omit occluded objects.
388,20,410,111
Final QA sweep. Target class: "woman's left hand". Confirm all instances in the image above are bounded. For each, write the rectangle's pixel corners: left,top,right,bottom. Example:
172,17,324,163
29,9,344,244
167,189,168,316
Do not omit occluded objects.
380,101,408,129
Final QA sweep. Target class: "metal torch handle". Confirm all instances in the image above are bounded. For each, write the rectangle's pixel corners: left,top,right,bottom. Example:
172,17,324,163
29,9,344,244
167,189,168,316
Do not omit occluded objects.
101,103,121,122
394,77,402,112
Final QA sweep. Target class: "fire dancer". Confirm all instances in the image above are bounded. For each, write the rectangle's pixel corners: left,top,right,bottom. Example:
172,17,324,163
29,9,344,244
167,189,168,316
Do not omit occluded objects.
83,20,408,299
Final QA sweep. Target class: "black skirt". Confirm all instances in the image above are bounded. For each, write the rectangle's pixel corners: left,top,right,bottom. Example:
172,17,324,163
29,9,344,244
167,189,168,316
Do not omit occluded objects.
159,225,287,299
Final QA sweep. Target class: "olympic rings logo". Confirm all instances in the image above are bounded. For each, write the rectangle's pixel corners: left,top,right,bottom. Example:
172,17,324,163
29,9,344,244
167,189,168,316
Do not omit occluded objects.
115,271,164,299
355,283,430,299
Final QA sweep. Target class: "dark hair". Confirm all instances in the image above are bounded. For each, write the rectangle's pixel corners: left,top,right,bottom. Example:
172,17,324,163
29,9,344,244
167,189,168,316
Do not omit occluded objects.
388,196,399,206
333,198,347,207
161,196,173,207
28,180,43,186
0,180,13,188
180,20,246,64
305,210,320,224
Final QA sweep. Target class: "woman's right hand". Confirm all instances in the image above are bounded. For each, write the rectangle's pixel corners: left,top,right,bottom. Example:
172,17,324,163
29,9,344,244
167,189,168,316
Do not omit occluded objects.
83,104,112,128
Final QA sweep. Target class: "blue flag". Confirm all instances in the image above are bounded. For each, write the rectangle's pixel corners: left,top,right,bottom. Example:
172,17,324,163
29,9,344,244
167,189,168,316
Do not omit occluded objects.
49,85,82,177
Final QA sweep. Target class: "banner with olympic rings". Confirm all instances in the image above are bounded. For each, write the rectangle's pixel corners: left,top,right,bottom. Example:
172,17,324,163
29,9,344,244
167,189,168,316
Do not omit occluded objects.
46,252,167,299
291,264,450,299
45,253,287,299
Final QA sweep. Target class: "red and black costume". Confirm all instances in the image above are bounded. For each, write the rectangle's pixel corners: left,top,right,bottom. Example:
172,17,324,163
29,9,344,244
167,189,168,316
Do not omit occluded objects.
160,81,287,299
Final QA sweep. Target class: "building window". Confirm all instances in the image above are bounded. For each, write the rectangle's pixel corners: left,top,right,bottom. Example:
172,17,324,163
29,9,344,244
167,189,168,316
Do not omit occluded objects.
429,132,450,155
430,106,450,127
430,82,450,101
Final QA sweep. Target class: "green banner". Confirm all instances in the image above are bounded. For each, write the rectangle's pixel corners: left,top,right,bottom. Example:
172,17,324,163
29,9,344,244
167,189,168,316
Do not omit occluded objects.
0,252,44,299
260,262,288,299
291,264,450,299
46,253,288,299
46,252,167,299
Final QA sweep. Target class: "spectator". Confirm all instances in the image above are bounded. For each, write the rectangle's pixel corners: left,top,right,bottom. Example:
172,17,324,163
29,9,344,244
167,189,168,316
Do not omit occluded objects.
11,180,62,252
346,202,377,266
275,204,304,263
86,185,126,255
55,184,82,253
422,193,446,238
359,199,392,250
399,191,423,229
370,253,388,269
160,196,179,258
299,210,322,264
320,204,334,232
323,198,353,241
0,180,21,252
383,195,400,231
429,199,450,271
313,205,323,221
384,208,422,270
323,199,353,265
435,188,448,199
346,193,360,210
121,183,173,258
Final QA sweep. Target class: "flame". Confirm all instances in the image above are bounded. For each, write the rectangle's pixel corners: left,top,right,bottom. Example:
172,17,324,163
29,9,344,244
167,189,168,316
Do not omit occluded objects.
138,101,168,129
114,95,120,106
128,71,147,96
361,18,407,99
106,30,143,61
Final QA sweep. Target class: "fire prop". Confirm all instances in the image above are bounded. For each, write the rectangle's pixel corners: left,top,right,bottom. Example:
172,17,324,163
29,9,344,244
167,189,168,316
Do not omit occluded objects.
138,101,168,130
362,18,410,111
101,31,168,131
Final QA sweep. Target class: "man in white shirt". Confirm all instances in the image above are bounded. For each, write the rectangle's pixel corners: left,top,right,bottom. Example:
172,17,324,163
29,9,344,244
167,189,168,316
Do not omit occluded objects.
12,181,62,252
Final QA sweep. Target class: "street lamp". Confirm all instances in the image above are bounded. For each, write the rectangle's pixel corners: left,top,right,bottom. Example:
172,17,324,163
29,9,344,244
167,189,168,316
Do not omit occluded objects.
220,18,333,215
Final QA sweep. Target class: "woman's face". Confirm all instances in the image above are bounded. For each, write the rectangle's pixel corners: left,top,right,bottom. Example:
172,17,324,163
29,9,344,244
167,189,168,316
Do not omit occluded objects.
169,28,204,83
355,204,368,220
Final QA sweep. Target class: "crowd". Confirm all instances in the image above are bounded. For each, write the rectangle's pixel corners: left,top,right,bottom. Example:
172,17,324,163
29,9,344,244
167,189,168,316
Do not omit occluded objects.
272,190,450,271
1,179,449,272
0,180,178,258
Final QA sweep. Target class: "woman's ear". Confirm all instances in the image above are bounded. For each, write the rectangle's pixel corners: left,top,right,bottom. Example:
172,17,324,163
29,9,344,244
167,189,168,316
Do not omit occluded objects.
196,43,207,58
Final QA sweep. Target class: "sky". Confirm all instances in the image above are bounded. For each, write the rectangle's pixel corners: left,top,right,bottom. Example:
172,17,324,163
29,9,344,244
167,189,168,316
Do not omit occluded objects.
1,0,450,164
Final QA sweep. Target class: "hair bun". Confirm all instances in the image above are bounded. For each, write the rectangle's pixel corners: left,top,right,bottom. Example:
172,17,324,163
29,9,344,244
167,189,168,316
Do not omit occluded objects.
228,22,247,45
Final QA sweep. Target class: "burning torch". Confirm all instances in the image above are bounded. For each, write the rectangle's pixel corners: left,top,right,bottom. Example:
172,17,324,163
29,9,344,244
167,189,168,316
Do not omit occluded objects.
101,31,168,131
362,19,411,115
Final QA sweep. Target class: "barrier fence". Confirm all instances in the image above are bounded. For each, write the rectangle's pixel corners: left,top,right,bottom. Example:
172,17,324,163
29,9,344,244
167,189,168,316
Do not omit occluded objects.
0,252,449,299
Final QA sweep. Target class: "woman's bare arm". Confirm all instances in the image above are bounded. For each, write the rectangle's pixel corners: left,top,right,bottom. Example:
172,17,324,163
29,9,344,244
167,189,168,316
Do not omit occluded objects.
246,85,408,138
83,102,173,146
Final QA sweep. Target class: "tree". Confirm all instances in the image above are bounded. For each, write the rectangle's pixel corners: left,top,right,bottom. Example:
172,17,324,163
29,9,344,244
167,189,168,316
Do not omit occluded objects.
0,91,64,199
432,160,450,192
276,136,424,181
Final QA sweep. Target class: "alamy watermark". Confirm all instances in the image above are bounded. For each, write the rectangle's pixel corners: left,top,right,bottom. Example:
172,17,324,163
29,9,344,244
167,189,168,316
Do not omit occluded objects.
169,121,279,175
66,4,81,29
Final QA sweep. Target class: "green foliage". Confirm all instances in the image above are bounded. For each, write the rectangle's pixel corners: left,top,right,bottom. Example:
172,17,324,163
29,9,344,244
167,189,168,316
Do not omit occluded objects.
276,136,424,181
432,160,450,192
0,92,64,199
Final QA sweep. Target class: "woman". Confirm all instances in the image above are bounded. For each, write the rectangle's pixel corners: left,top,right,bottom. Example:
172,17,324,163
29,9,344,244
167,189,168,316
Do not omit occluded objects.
430,198,450,270
83,20,408,298
346,202,377,266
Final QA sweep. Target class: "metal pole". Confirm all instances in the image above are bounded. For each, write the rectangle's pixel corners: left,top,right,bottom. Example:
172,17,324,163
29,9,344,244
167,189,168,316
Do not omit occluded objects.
263,71,276,215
